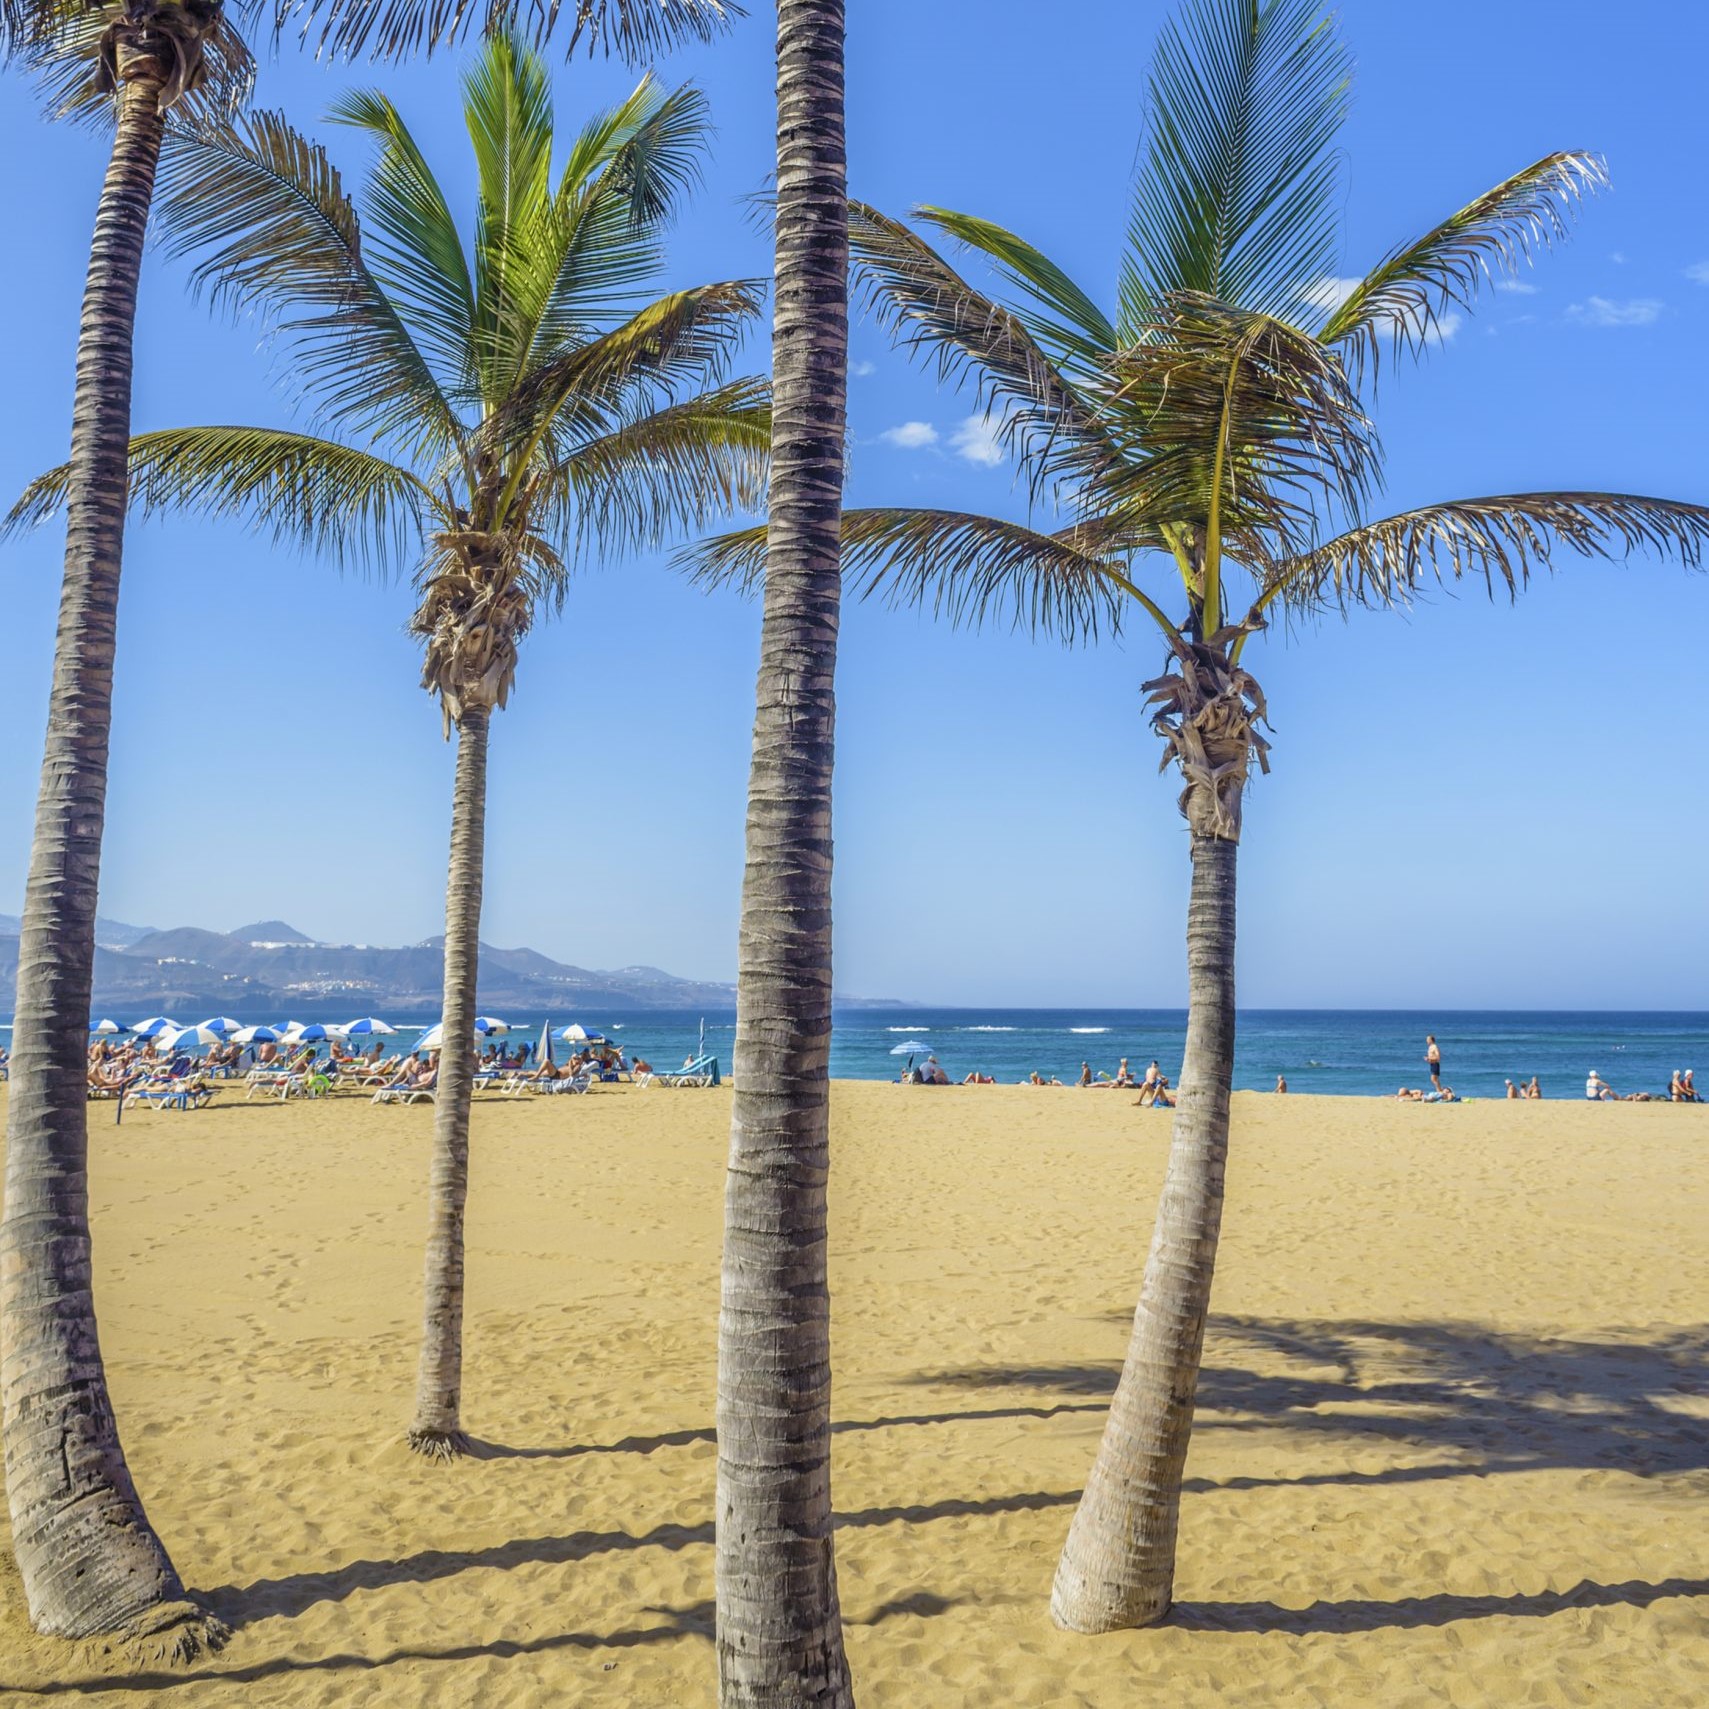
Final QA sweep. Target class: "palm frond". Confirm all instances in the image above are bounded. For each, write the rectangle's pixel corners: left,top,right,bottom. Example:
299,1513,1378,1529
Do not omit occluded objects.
479,278,766,466
546,376,769,558
1106,291,1380,564
1119,0,1352,334
849,200,1125,497
326,87,478,403
1320,152,1607,372
465,30,558,401
154,109,463,458
526,79,713,366
913,205,1119,380
1266,491,1709,610
5,426,438,571
291,0,741,65
684,508,1134,644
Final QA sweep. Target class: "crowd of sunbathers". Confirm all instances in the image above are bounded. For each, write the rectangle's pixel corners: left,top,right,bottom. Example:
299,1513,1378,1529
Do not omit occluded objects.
902,1054,1178,1106
1582,1067,1701,1103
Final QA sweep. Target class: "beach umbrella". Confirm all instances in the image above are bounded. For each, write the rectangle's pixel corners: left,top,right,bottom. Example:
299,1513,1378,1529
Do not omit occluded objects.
284,1023,335,1044
556,1023,608,1044
474,1016,510,1036
198,1016,243,1036
889,1040,931,1055
342,1017,397,1036
537,1020,553,1067
413,1024,444,1052
90,1019,121,1036
129,1016,177,1038
232,1024,284,1045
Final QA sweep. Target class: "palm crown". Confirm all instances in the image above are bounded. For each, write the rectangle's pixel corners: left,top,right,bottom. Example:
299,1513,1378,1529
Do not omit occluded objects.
12,31,769,727
693,0,1709,815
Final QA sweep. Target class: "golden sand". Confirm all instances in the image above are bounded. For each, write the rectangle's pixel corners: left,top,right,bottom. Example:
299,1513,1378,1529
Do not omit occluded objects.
0,1081,1705,1705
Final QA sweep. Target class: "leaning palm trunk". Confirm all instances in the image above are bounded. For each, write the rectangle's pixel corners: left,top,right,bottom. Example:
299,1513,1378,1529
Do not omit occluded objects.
0,74,217,1655
1051,642,1260,1632
713,0,854,1703
409,703,489,1459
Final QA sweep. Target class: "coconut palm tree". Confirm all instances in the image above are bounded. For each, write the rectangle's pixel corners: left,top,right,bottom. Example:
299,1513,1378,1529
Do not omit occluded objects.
2,0,738,1657
689,0,1709,1638
12,36,768,1462
712,0,855,1702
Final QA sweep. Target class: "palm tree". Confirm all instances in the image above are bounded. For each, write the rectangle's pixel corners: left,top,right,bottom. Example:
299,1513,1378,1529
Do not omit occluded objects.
690,0,1709,1638
12,36,769,1462
712,0,856,1702
2,0,738,1656
0,0,252,1660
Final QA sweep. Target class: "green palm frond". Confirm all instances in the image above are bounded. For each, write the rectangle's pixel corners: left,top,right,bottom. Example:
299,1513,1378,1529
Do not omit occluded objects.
5,426,438,570
155,109,463,457
913,206,1119,380
326,88,478,403
684,509,1135,644
479,278,766,466
1119,0,1352,334
294,0,741,66
1106,291,1380,567
1264,491,1709,611
525,79,713,370
1321,153,1607,372
850,200,1125,497
550,376,769,557
465,30,558,400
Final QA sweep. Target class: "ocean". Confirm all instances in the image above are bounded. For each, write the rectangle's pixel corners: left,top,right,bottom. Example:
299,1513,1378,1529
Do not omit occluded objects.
28,1007,1709,1100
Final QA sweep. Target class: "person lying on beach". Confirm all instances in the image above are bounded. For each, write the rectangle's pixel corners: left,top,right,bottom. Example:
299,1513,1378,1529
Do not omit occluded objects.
1395,1087,1427,1101
1026,1071,1063,1087
1585,1070,1617,1102
1422,1087,1458,1103
961,1071,995,1085
1624,1091,1656,1102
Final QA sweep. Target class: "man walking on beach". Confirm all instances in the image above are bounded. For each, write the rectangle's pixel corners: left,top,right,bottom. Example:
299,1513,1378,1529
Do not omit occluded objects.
1426,1035,1443,1093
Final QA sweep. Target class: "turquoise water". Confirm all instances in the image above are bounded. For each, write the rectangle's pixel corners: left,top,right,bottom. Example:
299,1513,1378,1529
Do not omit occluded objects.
35,1007,1709,1100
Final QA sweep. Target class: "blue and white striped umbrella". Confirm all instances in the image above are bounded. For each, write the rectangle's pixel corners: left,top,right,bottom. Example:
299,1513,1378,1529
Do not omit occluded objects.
130,1016,178,1038
342,1017,397,1036
232,1024,284,1045
556,1024,608,1044
90,1018,121,1036
198,1016,243,1036
283,1022,335,1044
474,1016,510,1036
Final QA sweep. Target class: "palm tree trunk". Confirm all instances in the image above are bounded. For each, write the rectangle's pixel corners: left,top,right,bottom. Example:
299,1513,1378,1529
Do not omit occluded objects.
409,703,489,1460
714,1,854,1704
0,77,218,1658
1051,827,1238,1633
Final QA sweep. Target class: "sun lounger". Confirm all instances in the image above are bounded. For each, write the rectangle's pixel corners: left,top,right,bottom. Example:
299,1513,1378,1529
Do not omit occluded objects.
126,1079,216,1112
372,1079,437,1104
649,1055,720,1088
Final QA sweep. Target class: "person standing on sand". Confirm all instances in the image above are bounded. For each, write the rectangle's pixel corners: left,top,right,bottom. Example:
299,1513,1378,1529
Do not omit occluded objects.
1426,1035,1443,1092
1275,1074,1287,1094
1078,1061,1093,1087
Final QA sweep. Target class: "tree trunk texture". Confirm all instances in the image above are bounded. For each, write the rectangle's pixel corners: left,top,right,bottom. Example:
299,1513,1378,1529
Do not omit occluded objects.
714,1,853,1704
0,79,219,1658
409,703,490,1459
1051,828,1239,1633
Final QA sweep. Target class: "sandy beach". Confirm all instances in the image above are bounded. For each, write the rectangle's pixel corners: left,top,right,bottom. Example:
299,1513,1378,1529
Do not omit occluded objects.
0,1081,1703,1706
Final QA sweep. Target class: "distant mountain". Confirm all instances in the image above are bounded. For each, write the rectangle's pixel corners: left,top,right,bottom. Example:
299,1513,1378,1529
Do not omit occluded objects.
0,917,842,1017
0,914,156,950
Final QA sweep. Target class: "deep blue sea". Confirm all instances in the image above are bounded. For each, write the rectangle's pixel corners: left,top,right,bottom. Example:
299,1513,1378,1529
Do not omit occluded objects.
23,1006,1709,1100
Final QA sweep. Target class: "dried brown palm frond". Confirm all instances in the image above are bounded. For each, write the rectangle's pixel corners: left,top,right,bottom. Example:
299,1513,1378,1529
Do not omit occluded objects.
1263,490,1709,613
1143,626,1270,840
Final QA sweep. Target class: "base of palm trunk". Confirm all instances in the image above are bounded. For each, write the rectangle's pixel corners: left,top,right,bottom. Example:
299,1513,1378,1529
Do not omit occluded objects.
1049,1569,1170,1634
406,1426,471,1461
81,1601,230,1667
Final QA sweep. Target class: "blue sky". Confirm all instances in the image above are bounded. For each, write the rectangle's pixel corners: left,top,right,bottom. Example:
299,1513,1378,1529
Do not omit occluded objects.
2,0,1706,1009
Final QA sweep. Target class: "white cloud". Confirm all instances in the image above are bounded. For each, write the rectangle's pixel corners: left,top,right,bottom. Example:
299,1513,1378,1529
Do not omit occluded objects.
1565,295,1664,328
878,420,939,449
1686,261,1709,285
1422,311,1463,345
949,413,1007,468
1609,251,1628,265
1494,278,1539,295
850,359,877,378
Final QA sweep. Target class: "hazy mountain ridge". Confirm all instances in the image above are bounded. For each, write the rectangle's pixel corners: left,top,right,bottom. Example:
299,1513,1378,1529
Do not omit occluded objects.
0,917,756,1015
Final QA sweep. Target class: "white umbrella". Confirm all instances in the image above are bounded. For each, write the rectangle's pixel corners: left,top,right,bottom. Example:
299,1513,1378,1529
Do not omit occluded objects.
414,1024,444,1052
889,1040,932,1055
